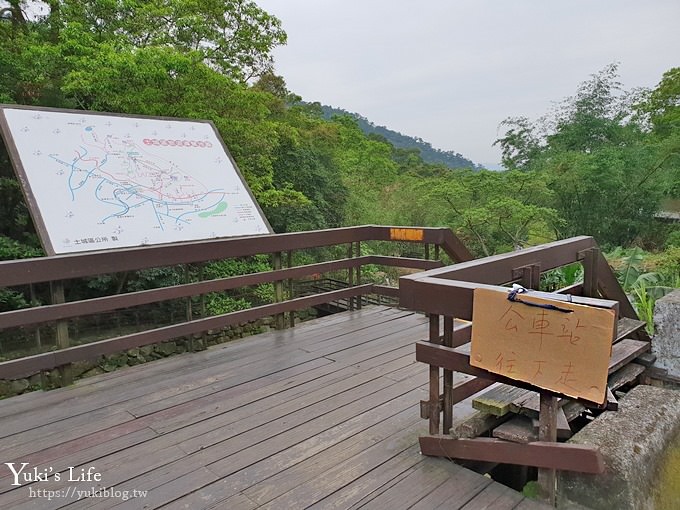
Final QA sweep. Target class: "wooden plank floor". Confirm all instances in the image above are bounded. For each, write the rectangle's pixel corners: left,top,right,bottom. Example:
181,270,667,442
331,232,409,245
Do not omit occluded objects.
0,306,547,509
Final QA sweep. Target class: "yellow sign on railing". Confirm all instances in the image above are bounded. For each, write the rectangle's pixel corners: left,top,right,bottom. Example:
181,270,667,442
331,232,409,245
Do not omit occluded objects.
389,228,424,242
470,288,615,404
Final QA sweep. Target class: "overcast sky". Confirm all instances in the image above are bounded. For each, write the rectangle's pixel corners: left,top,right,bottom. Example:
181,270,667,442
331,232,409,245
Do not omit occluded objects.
256,0,680,168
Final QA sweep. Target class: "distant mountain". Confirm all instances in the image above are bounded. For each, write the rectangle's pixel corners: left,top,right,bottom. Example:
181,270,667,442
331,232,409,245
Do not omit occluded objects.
320,105,481,170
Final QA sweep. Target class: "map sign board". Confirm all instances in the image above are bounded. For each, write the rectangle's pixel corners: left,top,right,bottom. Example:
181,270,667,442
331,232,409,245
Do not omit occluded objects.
470,288,616,405
0,105,272,255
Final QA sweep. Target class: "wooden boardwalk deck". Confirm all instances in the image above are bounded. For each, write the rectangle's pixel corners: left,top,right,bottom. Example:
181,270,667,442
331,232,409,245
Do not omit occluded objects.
0,306,547,509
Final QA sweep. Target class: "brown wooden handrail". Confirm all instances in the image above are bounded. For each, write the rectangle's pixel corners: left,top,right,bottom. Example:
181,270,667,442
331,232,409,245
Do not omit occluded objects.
0,225,471,381
0,254,447,331
0,285,382,379
0,225,472,286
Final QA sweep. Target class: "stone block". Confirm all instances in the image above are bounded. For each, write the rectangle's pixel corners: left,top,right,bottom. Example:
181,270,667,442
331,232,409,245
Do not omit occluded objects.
155,341,177,356
558,385,680,509
653,290,680,377
10,378,30,394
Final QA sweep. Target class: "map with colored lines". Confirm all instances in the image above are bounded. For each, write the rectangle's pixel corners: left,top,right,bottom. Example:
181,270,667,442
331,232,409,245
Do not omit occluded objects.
0,107,271,254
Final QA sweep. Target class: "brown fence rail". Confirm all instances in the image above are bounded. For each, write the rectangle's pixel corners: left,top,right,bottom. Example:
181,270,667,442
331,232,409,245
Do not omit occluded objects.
398,236,650,503
0,225,472,383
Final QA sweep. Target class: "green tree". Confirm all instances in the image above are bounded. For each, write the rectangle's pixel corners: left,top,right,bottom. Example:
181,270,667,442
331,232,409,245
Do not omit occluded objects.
638,67,680,196
496,64,668,247
329,115,398,225
389,169,558,256
47,0,286,81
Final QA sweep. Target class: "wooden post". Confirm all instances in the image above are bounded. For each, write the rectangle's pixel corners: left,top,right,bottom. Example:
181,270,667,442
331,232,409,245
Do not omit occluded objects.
184,265,193,351
355,241,362,310
30,283,47,389
29,283,42,350
538,392,558,506
434,244,440,262
348,243,355,311
520,263,541,290
273,252,285,329
199,264,206,349
581,248,600,298
287,251,295,328
429,314,441,434
443,315,454,433
424,243,431,261
50,281,72,386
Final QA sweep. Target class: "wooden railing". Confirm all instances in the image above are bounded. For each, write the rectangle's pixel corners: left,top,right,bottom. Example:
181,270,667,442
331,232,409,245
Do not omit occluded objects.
399,236,651,504
0,225,472,384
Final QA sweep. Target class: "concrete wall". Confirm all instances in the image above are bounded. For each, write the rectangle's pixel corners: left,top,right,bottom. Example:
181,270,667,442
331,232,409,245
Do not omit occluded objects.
653,289,680,378
558,385,680,510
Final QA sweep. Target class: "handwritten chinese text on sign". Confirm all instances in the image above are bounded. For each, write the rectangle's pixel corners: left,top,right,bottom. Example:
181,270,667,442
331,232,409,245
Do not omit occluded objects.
470,288,616,405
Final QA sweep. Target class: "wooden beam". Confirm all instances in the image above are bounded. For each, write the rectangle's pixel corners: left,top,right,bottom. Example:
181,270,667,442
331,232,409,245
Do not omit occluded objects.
537,393,558,505
580,247,600,298
608,339,651,373
493,416,536,444
595,250,639,320
419,436,605,474
0,284,374,379
616,317,647,343
473,385,531,416
450,410,509,439
451,377,495,405
608,363,645,390
50,280,72,386
606,387,619,411
443,315,454,432
416,338,650,404
428,314,441,435
416,341,597,406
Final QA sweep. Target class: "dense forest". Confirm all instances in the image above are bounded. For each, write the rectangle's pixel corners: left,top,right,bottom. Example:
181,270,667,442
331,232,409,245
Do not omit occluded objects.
320,105,481,170
0,1,679,316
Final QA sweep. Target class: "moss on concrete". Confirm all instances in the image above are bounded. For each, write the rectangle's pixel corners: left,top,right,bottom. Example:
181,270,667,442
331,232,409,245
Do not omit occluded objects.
654,433,680,510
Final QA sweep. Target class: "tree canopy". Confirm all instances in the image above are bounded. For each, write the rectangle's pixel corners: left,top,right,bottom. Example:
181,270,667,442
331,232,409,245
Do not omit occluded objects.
0,2,678,265
495,63,679,248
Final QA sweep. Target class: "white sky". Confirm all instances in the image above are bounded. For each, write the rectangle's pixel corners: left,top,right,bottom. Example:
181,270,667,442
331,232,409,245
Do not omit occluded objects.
256,0,680,167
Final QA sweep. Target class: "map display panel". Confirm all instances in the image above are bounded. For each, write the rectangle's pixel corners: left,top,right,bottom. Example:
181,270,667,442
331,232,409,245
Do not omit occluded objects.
0,106,271,255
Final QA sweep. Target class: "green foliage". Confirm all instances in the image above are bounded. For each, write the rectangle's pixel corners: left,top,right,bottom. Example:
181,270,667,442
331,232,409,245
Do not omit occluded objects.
266,118,348,232
0,235,42,260
643,67,680,139
387,169,559,256
321,105,480,170
203,255,271,279
665,230,680,249
0,0,299,225
203,255,274,309
496,63,674,248
335,116,399,217
522,481,540,499
656,247,680,279
540,263,583,292
55,0,286,82
125,267,183,292
0,288,30,312
1,3,680,325
205,294,250,316
0,234,42,315
608,246,680,334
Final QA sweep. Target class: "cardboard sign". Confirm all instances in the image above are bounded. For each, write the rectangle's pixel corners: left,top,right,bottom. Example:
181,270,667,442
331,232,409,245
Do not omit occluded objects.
470,288,616,404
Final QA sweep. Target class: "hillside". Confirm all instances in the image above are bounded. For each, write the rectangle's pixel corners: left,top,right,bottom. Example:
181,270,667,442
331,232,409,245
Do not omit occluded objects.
320,105,481,170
